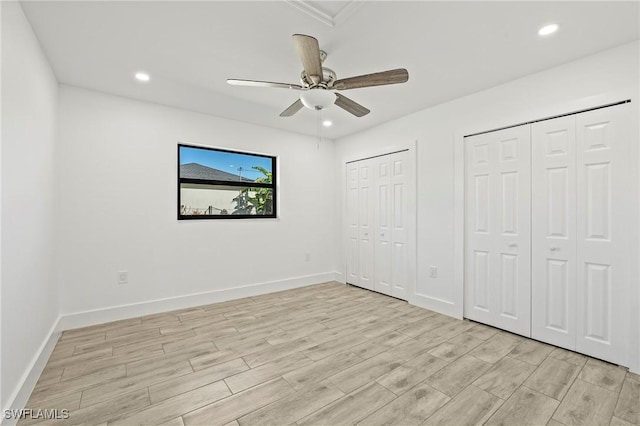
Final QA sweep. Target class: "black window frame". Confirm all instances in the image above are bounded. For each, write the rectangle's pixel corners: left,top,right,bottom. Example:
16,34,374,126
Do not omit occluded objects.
177,143,277,220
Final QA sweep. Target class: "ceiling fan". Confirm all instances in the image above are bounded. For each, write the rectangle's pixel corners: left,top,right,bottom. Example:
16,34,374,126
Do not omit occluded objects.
227,34,409,118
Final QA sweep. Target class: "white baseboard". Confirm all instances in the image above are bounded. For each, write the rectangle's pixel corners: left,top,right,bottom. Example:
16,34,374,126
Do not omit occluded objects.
58,272,342,331
410,293,462,319
1,318,61,426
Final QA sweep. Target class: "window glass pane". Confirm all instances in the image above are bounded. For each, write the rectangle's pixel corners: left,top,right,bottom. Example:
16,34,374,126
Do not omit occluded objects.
180,184,274,216
179,146,272,183
178,144,276,219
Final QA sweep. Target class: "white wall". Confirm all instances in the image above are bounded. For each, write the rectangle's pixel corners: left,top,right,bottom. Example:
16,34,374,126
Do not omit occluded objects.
336,41,640,370
56,86,339,325
1,0,3,411
1,1,59,413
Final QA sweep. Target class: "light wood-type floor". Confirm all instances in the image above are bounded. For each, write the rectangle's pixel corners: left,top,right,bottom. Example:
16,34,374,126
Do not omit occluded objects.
22,282,639,426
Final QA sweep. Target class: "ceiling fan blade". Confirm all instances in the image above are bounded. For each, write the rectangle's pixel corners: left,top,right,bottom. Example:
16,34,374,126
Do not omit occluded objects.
227,79,304,90
280,99,304,117
292,34,323,84
332,68,409,90
334,93,370,117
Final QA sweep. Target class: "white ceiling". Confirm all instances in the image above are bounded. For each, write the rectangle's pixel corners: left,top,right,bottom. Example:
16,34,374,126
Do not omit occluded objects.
20,1,640,139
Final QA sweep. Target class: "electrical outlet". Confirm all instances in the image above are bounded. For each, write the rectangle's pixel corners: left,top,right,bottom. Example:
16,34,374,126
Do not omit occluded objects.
118,271,128,285
429,266,438,278
305,252,311,262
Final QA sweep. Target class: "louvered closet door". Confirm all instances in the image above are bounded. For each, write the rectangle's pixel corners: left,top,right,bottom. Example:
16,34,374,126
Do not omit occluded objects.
575,104,631,365
531,116,578,349
465,125,531,336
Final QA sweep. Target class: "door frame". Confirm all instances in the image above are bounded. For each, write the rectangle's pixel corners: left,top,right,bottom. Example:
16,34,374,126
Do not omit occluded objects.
342,141,417,302
453,89,639,372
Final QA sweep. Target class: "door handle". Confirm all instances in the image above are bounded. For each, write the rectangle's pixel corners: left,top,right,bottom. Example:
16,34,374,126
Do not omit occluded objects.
508,243,518,248
550,246,560,251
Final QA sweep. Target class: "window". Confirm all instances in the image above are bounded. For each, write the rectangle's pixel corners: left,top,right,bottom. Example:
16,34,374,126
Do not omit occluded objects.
178,144,276,219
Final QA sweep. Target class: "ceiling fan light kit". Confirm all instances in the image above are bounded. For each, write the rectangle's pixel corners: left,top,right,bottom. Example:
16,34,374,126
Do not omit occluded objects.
300,89,336,110
227,34,409,118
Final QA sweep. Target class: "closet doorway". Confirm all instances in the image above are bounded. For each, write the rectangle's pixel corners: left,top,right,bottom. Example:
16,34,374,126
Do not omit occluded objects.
346,149,415,301
464,102,633,366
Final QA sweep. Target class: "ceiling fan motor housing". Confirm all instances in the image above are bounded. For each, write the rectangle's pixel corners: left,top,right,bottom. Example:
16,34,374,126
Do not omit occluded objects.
300,67,336,88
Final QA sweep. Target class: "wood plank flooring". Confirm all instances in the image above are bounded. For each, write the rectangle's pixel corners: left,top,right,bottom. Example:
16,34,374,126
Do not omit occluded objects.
20,282,639,425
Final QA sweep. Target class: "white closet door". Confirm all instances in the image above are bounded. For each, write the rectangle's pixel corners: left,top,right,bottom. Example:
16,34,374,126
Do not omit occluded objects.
346,162,360,286
374,156,393,296
347,151,411,300
575,104,630,365
358,159,375,290
465,132,494,325
531,116,577,349
492,126,531,336
465,125,531,336
390,151,409,300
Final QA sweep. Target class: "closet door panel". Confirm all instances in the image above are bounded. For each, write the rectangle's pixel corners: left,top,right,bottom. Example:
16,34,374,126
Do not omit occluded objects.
374,157,392,296
465,133,494,325
358,159,374,290
532,116,577,349
391,151,409,300
492,126,531,336
575,104,630,365
346,163,360,285
465,126,531,336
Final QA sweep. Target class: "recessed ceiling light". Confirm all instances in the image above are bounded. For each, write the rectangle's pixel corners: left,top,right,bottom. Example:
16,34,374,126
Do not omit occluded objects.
135,72,150,82
538,24,559,36
322,120,333,127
